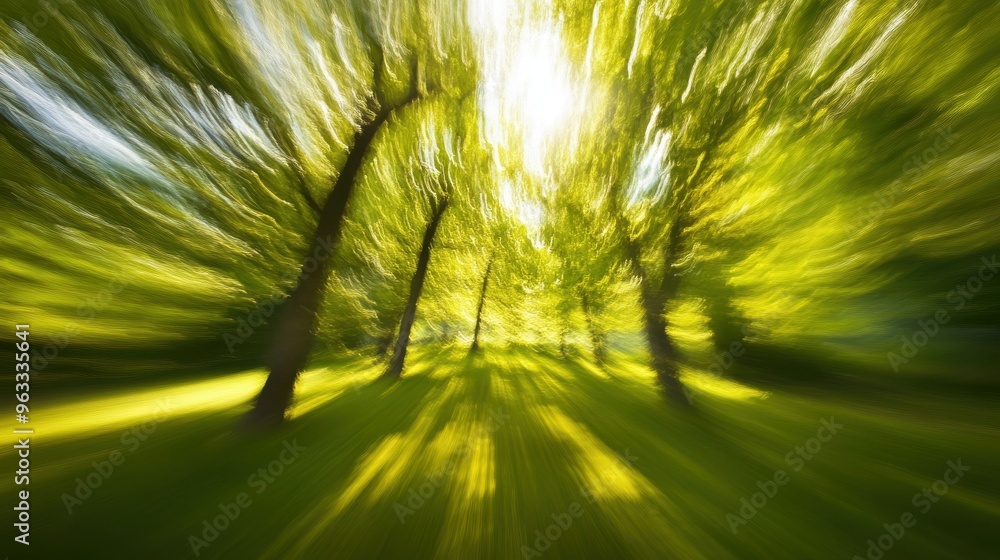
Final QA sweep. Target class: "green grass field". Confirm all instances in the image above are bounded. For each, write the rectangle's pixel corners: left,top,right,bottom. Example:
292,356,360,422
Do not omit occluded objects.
6,348,997,559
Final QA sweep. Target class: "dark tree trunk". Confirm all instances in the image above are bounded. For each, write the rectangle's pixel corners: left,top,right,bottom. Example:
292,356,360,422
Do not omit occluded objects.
241,108,392,429
659,215,687,305
469,253,495,352
580,293,606,365
636,272,687,403
620,228,688,405
382,199,449,380
705,280,747,361
375,329,394,361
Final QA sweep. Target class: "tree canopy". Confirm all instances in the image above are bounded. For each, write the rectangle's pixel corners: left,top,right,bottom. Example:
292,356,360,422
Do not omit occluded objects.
3,0,996,384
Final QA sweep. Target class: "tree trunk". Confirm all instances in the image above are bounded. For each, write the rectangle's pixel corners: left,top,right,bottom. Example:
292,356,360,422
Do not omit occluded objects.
241,108,392,429
659,215,687,304
705,280,746,362
374,328,394,361
580,293,606,365
620,229,688,404
636,272,687,403
469,253,495,352
382,199,449,380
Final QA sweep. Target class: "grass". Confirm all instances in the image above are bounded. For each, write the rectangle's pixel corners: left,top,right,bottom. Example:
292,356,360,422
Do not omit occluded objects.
4,346,998,559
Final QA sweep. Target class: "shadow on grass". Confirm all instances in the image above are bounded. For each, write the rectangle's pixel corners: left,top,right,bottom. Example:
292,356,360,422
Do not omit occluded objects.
12,346,1000,559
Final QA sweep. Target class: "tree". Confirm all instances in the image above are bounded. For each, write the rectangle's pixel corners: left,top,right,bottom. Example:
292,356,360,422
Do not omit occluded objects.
382,196,450,379
243,60,426,427
469,250,496,353
242,0,476,427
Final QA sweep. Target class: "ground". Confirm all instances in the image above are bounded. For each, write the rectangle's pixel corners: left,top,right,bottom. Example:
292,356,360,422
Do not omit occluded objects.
5,347,998,559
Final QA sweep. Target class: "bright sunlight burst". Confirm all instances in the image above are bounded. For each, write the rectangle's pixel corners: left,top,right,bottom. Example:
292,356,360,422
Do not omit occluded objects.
472,0,585,177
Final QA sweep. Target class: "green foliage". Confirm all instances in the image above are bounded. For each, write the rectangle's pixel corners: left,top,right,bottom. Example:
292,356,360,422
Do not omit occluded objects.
1,0,998,382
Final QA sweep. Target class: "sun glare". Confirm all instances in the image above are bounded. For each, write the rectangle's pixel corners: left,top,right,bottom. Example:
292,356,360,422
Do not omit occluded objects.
472,0,584,177
509,28,575,139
